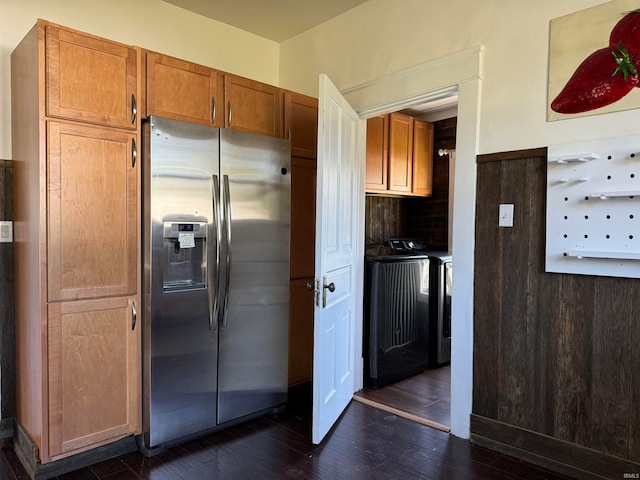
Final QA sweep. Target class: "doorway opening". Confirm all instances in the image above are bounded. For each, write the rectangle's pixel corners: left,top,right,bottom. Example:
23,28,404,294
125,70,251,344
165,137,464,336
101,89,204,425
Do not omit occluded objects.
355,102,457,431
343,45,482,439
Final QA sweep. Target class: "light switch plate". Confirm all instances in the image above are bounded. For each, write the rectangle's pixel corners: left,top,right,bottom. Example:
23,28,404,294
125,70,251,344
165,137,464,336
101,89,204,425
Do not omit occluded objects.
0,221,13,242
499,204,514,228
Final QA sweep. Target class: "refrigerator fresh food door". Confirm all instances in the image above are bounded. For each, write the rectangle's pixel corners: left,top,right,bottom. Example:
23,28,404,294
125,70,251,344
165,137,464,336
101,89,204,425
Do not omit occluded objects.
144,116,221,448
217,129,291,424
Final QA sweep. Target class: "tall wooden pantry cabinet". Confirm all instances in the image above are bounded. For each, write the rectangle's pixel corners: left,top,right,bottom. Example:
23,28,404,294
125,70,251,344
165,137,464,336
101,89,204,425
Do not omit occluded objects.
11,19,141,472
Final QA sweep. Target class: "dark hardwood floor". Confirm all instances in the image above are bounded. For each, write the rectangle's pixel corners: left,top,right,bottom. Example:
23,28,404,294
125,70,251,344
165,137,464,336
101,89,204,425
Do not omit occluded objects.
0,399,573,480
355,366,451,430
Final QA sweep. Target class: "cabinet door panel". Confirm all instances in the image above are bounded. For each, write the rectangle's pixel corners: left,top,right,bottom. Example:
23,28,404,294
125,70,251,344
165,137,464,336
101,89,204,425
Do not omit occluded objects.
225,74,283,138
284,92,318,159
365,115,389,193
146,52,223,126
48,122,137,301
288,278,315,386
290,157,316,279
412,119,434,197
46,25,137,130
388,113,413,193
48,297,140,457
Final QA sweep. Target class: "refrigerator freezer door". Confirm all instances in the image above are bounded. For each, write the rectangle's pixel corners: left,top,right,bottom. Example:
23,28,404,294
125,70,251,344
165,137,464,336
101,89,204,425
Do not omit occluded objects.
217,129,291,424
144,116,221,448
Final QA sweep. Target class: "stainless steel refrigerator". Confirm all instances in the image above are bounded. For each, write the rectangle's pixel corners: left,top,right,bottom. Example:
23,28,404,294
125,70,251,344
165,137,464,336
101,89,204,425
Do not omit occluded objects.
141,116,291,452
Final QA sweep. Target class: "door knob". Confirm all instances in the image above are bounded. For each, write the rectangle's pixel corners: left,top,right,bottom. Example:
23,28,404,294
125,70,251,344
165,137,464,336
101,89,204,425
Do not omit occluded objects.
306,281,314,291
322,277,335,308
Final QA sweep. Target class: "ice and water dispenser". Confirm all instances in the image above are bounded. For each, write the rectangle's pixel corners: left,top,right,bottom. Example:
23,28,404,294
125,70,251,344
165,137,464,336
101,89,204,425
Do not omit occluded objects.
162,221,208,293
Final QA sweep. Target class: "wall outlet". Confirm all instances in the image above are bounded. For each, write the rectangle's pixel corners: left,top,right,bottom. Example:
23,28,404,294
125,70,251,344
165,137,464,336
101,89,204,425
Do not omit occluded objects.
499,204,514,228
0,221,13,242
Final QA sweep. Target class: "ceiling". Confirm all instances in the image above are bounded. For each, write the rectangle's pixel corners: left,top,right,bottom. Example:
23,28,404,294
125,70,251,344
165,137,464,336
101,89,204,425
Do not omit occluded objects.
161,0,370,42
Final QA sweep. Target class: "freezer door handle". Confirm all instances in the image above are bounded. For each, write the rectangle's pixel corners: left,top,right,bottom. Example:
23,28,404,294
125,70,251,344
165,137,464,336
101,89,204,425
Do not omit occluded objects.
221,174,232,328
209,175,222,331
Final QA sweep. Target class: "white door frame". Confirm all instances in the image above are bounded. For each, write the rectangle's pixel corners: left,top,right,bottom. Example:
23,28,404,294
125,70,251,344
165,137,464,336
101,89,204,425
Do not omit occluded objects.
342,45,483,439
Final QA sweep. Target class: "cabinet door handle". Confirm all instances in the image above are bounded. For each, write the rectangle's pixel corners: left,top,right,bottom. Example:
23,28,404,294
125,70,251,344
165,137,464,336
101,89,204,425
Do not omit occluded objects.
131,301,137,331
211,96,217,124
228,101,232,127
132,138,137,168
288,128,291,141
131,94,137,124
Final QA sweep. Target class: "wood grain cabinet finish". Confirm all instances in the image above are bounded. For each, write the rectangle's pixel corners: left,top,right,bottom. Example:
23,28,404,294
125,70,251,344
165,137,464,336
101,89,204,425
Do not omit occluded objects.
365,113,433,197
288,279,315,386
224,73,284,138
290,157,317,280
388,113,414,193
47,297,139,457
284,92,318,159
45,24,137,130
365,115,389,193
145,51,223,126
47,122,138,302
412,119,434,196
285,92,318,386
11,20,141,466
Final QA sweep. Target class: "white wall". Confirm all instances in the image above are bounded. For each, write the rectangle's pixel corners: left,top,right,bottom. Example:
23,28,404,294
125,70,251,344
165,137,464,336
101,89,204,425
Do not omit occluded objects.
279,0,640,155
0,0,280,160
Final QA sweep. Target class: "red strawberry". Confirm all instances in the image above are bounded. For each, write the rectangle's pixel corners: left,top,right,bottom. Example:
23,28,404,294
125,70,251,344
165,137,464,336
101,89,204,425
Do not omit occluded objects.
551,44,638,114
609,9,640,87
610,9,640,56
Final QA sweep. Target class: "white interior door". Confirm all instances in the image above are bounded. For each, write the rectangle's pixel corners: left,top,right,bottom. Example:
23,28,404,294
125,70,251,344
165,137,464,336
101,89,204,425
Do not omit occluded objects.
312,74,365,444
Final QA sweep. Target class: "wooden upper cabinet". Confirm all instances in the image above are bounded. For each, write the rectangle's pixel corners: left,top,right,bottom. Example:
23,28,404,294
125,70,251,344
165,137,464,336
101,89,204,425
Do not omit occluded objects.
45,24,137,130
284,92,318,159
365,113,433,197
145,51,223,127
388,113,414,193
412,119,434,196
47,296,140,458
224,74,283,138
47,121,138,302
365,115,389,193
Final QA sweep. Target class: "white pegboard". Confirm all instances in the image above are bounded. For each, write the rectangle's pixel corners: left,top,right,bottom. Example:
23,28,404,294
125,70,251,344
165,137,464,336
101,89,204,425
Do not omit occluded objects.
546,134,640,278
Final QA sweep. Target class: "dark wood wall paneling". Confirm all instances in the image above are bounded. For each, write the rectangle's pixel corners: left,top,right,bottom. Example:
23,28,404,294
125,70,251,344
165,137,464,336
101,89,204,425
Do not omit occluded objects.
365,195,407,246
472,149,640,478
366,117,457,249
0,160,15,436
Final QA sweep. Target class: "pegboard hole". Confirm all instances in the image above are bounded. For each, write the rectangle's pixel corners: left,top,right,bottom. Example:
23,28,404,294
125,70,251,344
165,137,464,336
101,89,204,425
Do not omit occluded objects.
563,234,568,238
584,215,589,219
607,175,612,180
564,197,569,202
584,234,589,238
630,235,635,240
631,153,636,158
606,215,611,219
606,234,610,239
584,196,590,201
632,173,636,179
564,215,568,220
631,214,635,219
608,155,613,160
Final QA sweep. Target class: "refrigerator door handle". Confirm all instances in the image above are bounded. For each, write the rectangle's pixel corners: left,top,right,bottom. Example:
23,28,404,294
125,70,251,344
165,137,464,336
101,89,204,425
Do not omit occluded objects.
209,175,222,331
221,174,232,328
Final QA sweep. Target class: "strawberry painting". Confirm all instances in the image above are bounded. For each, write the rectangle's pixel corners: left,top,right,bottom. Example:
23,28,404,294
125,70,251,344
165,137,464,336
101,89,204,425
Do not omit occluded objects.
548,1,640,120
